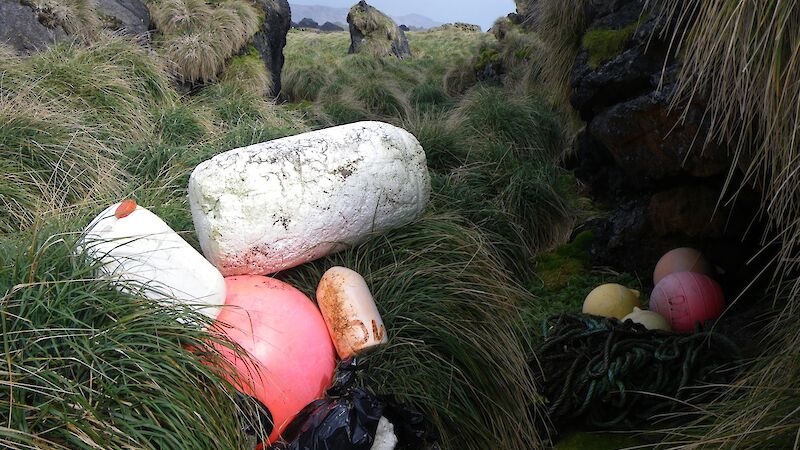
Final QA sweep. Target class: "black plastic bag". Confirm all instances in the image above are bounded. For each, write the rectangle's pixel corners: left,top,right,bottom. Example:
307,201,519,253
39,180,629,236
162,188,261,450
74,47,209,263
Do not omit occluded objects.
268,358,430,450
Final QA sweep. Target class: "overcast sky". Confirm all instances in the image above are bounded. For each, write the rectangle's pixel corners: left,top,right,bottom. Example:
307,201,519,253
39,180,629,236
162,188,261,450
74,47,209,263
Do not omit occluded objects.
292,0,517,31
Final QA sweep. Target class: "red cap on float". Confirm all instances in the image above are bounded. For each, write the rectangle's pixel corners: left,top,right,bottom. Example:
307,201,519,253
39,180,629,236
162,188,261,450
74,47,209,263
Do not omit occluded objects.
114,199,138,219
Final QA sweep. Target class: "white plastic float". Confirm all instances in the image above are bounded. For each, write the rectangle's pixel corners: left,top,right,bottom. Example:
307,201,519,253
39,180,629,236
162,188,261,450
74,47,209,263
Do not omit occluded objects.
188,121,431,276
82,200,225,319
316,266,388,359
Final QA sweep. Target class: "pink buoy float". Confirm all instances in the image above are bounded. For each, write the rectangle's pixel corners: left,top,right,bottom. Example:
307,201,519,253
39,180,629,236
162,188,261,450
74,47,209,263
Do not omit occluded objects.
213,275,336,444
653,247,713,285
649,272,725,333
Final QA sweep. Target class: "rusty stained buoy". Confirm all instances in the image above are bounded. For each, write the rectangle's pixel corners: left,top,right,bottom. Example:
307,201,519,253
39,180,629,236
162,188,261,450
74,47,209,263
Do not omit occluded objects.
316,266,388,359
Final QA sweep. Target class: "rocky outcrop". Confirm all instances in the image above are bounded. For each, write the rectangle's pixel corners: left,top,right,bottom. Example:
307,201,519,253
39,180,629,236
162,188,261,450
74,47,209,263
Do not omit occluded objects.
96,0,150,37
347,1,411,59
0,0,150,54
561,0,765,288
252,0,291,96
434,23,482,33
0,1,69,54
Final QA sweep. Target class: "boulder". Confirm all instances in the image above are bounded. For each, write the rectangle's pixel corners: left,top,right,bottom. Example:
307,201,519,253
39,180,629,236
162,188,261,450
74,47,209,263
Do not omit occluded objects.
188,121,431,276
0,1,68,54
588,88,729,185
252,0,291,96
648,186,725,238
347,1,411,59
96,0,150,37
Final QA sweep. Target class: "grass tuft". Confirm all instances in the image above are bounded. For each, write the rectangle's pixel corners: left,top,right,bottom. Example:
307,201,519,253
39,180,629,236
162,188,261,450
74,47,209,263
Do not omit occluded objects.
147,0,262,83
0,225,264,449
278,213,547,450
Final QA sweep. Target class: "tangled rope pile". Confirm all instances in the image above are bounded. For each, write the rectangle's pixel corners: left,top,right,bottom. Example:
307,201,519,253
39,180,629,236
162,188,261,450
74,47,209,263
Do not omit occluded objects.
532,314,741,429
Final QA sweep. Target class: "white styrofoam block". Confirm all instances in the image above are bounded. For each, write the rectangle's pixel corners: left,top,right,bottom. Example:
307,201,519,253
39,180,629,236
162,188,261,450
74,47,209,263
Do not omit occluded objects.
82,202,226,319
370,416,398,450
188,121,430,276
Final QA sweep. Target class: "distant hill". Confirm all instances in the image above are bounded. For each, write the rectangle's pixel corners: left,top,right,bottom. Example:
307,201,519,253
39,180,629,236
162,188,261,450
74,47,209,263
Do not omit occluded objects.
392,13,442,30
289,3,443,30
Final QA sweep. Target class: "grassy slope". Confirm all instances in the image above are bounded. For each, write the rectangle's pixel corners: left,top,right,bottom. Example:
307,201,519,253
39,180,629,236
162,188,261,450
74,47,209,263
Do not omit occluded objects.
280,28,579,449
1,24,583,450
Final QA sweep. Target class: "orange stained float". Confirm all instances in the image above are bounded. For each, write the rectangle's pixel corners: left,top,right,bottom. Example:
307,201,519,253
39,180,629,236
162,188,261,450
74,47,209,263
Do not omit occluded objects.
213,275,336,444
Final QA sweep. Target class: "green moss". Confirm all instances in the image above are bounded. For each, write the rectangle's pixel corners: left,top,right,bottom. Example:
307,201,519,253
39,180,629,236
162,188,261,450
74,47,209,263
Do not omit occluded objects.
581,22,638,69
524,232,644,343
532,231,593,290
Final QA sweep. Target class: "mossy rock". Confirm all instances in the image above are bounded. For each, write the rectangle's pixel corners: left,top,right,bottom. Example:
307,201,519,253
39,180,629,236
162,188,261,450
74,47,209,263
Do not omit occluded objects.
347,0,411,58
475,47,501,72
581,22,638,69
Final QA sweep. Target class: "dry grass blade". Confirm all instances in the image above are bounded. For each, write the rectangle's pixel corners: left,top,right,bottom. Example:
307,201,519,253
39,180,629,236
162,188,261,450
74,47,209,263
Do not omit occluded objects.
147,0,262,83
642,6,800,446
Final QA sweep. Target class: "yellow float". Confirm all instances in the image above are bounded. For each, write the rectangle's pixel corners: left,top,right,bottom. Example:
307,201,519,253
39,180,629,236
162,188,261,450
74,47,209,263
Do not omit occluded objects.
582,283,641,320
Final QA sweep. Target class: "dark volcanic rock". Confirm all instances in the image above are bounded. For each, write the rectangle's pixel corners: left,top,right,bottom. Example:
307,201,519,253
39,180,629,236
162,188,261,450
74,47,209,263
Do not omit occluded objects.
648,186,725,238
589,88,728,185
252,0,291,96
297,17,319,29
347,1,411,59
571,48,657,120
563,0,763,285
320,21,344,32
96,0,150,37
0,1,68,54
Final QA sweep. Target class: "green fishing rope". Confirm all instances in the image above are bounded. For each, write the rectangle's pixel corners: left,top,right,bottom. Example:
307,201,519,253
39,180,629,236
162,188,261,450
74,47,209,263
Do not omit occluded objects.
532,314,741,429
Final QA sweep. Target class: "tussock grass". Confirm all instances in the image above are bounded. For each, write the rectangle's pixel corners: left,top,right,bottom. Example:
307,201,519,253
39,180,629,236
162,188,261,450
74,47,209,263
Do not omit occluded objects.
453,85,565,160
279,213,546,450
0,91,121,233
147,0,261,83
24,0,101,40
221,47,273,97
528,0,588,104
400,110,470,172
12,38,174,141
283,29,486,115
630,2,800,447
347,79,410,118
0,38,175,231
0,225,265,449
443,59,479,96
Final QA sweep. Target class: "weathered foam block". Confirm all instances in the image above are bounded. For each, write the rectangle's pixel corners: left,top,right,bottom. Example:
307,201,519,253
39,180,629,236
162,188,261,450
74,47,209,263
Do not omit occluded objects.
371,417,398,450
82,203,226,319
189,121,430,276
